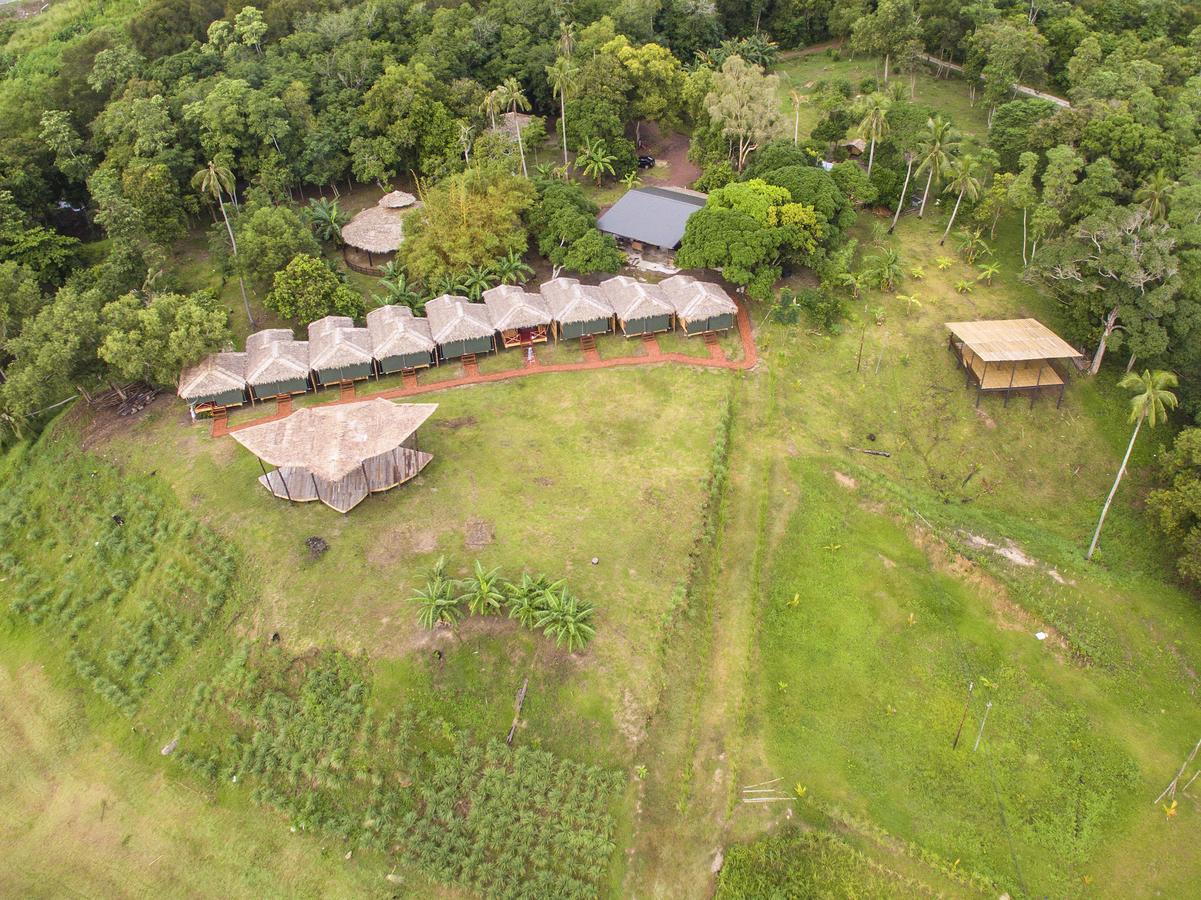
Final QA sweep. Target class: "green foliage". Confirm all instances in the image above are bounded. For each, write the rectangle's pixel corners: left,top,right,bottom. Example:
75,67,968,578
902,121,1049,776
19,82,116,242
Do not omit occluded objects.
528,180,622,275
264,253,363,323
99,289,230,385
787,287,847,333
234,204,320,292
1147,428,1201,586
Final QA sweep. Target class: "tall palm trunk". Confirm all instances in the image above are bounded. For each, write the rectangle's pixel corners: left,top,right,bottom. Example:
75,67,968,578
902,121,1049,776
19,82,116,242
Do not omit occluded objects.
793,108,799,145
217,194,237,255
512,108,528,178
939,188,965,244
1086,414,1143,560
1089,307,1120,376
1021,206,1028,265
559,92,569,166
867,136,876,174
889,156,914,233
918,169,934,217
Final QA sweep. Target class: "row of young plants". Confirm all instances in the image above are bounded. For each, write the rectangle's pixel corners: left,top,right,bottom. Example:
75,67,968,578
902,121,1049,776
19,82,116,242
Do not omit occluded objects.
409,557,597,652
174,643,623,900
0,431,235,716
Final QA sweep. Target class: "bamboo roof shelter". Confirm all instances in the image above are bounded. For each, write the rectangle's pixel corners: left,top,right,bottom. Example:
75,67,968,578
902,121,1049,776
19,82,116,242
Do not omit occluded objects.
232,398,438,513
177,351,247,413
379,190,417,209
308,316,374,386
366,304,437,373
482,283,552,347
540,277,613,341
659,275,738,335
600,276,674,337
246,330,312,401
341,203,405,271
425,294,496,361
945,318,1082,408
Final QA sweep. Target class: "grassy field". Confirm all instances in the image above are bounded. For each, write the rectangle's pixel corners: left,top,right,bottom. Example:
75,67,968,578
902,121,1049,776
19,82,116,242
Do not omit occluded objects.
4,45,1201,900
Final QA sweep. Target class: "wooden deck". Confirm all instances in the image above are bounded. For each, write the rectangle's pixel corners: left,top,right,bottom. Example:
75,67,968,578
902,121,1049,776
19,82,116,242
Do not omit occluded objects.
950,337,1067,408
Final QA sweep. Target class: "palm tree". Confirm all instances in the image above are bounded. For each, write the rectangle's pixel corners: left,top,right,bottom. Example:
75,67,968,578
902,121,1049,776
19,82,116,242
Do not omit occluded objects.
836,269,866,299
869,248,903,291
557,19,577,58
429,272,468,298
495,249,534,285
1136,170,1172,222
533,586,596,652
495,77,531,178
546,56,578,167
505,574,547,628
789,88,805,146
916,116,960,218
376,267,423,311
957,227,990,264
461,263,497,300
939,154,983,245
458,561,506,616
897,293,922,316
193,160,254,327
977,261,1001,284
458,121,474,164
306,196,348,244
888,151,915,234
854,92,891,174
480,89,501,130
1086,370,1179,560
575,137,616,186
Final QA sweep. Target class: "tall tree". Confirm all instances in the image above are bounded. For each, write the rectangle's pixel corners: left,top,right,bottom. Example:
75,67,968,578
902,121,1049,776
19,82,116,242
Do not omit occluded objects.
1086,370,1178,560
850,0,920,83
192,161,254,328
854,92,891,175
546,57,579,168
495,77,531,179
99,290,229,385
704,56,780,172
916,115,959,217
939,154,984,244
1008,151,1040,265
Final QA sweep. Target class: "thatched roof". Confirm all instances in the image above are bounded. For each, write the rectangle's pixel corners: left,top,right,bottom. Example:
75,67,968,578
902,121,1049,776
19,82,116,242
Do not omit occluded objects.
379,190,417,209
342,205,404,254
425,294,495,343
246,328,295,353
246,334,310,387
945,319,1081,362
599,276,673,322
843,138,867,154
177,351,246,401
658,275,738,321
492,110,532,134
231,398,438,481
308,317,373,372
539,278,613,325
481,284,552,331
366,304,436,358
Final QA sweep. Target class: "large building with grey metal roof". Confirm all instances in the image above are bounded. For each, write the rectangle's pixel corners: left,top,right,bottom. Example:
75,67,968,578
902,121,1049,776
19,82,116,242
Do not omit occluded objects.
597,186,707,250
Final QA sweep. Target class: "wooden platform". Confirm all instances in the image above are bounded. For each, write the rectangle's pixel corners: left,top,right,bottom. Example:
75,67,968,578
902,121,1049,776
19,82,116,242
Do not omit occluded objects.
949,336,1067,408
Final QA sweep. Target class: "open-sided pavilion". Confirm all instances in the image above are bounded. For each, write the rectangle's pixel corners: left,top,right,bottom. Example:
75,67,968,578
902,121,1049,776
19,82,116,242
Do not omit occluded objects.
945,318,1081,408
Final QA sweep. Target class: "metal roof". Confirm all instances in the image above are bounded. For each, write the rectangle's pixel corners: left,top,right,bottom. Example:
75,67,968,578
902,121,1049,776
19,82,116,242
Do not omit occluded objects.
597,187,707,249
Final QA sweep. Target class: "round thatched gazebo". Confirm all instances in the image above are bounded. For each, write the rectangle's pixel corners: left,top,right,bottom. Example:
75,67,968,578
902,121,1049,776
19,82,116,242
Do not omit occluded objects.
379,190,417,209
341,198,407,274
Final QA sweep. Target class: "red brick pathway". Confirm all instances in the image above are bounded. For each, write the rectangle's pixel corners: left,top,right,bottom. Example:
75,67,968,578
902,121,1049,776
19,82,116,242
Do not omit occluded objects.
216,299,759,437
642,334,661,357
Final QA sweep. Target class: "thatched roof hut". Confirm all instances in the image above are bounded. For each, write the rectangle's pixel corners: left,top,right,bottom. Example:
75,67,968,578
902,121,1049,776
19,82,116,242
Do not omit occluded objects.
341,206,404,258
492,110,532,135
367,305,436,373
177,351,247,411
379,190,417,209
308,316,374,385
659,275,738,335
231,398,438,513
246,330,311,400
425,294,496,360
539,277,613,340
599,276,673,337
482,284,552,347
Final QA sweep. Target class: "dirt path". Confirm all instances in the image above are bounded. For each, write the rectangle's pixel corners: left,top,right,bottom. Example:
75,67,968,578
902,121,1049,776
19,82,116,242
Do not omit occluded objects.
212,300,757,437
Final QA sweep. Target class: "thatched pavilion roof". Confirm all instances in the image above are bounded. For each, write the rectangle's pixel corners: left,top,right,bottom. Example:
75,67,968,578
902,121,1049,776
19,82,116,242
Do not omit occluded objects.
379,190,417,209
366,304,436,358
246,332,310,387
425,294,495,343
342,205,404,254
177,351,246,401
539,277,613,325
481,284,552,331
599,276,672,322
945,319,1081,362
492,110,532,134
308,316,373,372
658,275,738,320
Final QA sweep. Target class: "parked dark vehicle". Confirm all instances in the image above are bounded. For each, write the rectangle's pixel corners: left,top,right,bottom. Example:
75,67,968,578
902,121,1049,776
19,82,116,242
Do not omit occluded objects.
637,155,655,169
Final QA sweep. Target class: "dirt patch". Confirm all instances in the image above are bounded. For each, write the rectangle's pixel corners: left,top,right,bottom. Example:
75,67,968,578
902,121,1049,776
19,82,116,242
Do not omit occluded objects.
974,407,997,429
878,554,896,569
639,123,701,189
534,476,554,487
463,519,494,551
616,688,648,748
960,531,1071,584
832,471,858,490
366,523,444,567
70,393,173,451
435,415,477,431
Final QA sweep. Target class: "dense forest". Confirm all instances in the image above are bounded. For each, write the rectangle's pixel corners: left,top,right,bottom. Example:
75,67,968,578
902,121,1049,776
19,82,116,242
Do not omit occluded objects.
3,0,1201,580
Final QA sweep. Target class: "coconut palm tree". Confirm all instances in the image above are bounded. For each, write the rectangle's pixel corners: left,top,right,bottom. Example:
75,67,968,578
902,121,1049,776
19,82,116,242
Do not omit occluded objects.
1086,370,1179,560
306,196,348,244
495,77,531,178
533,586,595,651
458,561,506,616
1136,170,1172,222
916,116,960,218
939,153,983,245
888,151,915,234
461,263,497,300
575,137,616,186
546,56,578,167
495,249,534,285
557,19,577,58
957,227,990,264
789,87,805,146
854,92,891,174
193,160,254,327
480,89,501,131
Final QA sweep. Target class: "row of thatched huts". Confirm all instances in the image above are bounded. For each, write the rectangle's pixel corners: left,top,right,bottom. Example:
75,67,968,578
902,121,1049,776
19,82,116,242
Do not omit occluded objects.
178,274,738,413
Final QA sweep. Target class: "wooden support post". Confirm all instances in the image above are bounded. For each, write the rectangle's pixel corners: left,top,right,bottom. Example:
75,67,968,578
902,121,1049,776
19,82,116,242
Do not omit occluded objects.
360,461,372,496
1004,361,1017,407
1032,362,1044,409
311,472,322,505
